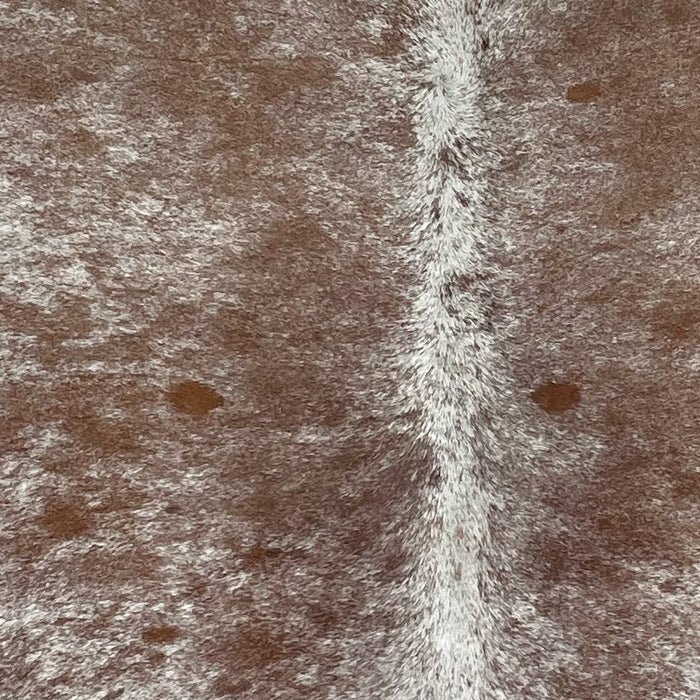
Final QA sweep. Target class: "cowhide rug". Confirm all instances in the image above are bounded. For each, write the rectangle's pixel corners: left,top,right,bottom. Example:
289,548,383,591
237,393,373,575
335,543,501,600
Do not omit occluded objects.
1,1,698,698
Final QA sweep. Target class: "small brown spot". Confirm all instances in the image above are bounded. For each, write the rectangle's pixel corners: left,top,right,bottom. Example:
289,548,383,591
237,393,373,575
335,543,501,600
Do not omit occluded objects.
531,382,581,413
141,625,181,644
566,81,601,103
40,499,93,539
168,380,224,417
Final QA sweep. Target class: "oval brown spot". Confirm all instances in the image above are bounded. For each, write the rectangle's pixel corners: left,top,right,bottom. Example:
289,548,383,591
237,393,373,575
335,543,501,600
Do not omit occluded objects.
531,382,581,413
40,499,93,539
566,81,601,103
141,625,181,644
167,380,224,417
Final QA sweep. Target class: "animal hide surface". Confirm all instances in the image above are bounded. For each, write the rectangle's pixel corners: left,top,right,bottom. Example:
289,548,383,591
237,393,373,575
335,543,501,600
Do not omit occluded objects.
1,1,698,698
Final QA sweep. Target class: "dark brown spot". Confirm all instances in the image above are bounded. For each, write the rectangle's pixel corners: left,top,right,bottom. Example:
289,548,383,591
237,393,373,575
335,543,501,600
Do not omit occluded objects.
141,625,181,644
167,380,224,417
531,382,581,413
40,499,93,539
566,81,601,103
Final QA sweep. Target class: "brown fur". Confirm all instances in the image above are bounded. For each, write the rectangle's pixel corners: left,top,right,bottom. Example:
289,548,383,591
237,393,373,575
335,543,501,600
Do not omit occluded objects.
1,1,697,698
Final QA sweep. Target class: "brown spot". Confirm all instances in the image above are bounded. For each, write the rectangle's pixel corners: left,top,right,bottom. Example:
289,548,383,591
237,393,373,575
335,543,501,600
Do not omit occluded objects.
531,382,581,413
566,81,601,103
141,625,181,644
40,499,93,539
167,380,224,417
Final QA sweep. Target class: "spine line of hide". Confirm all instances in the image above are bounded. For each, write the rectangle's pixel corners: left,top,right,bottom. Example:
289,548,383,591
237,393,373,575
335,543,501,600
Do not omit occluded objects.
400,2,500,697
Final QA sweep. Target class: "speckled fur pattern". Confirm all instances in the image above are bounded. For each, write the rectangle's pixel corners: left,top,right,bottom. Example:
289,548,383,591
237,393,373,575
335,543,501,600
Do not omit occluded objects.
1,1,698,698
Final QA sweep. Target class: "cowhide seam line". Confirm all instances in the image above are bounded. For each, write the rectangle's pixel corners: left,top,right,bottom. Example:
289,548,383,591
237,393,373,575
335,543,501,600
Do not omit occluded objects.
0,1,698,699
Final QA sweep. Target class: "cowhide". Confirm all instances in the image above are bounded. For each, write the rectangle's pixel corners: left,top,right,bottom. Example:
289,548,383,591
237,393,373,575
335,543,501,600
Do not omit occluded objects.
1,1,698,698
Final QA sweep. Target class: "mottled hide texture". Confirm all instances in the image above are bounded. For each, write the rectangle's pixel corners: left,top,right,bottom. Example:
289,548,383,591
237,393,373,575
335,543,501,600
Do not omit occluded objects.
1,1,698,699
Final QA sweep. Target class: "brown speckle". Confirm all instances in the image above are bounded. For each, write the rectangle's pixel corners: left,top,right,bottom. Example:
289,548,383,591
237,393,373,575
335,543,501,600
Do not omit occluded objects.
566,81,601,103
141,625,181,644
531,382,581,413
40,499,93,539
168,380,224,417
